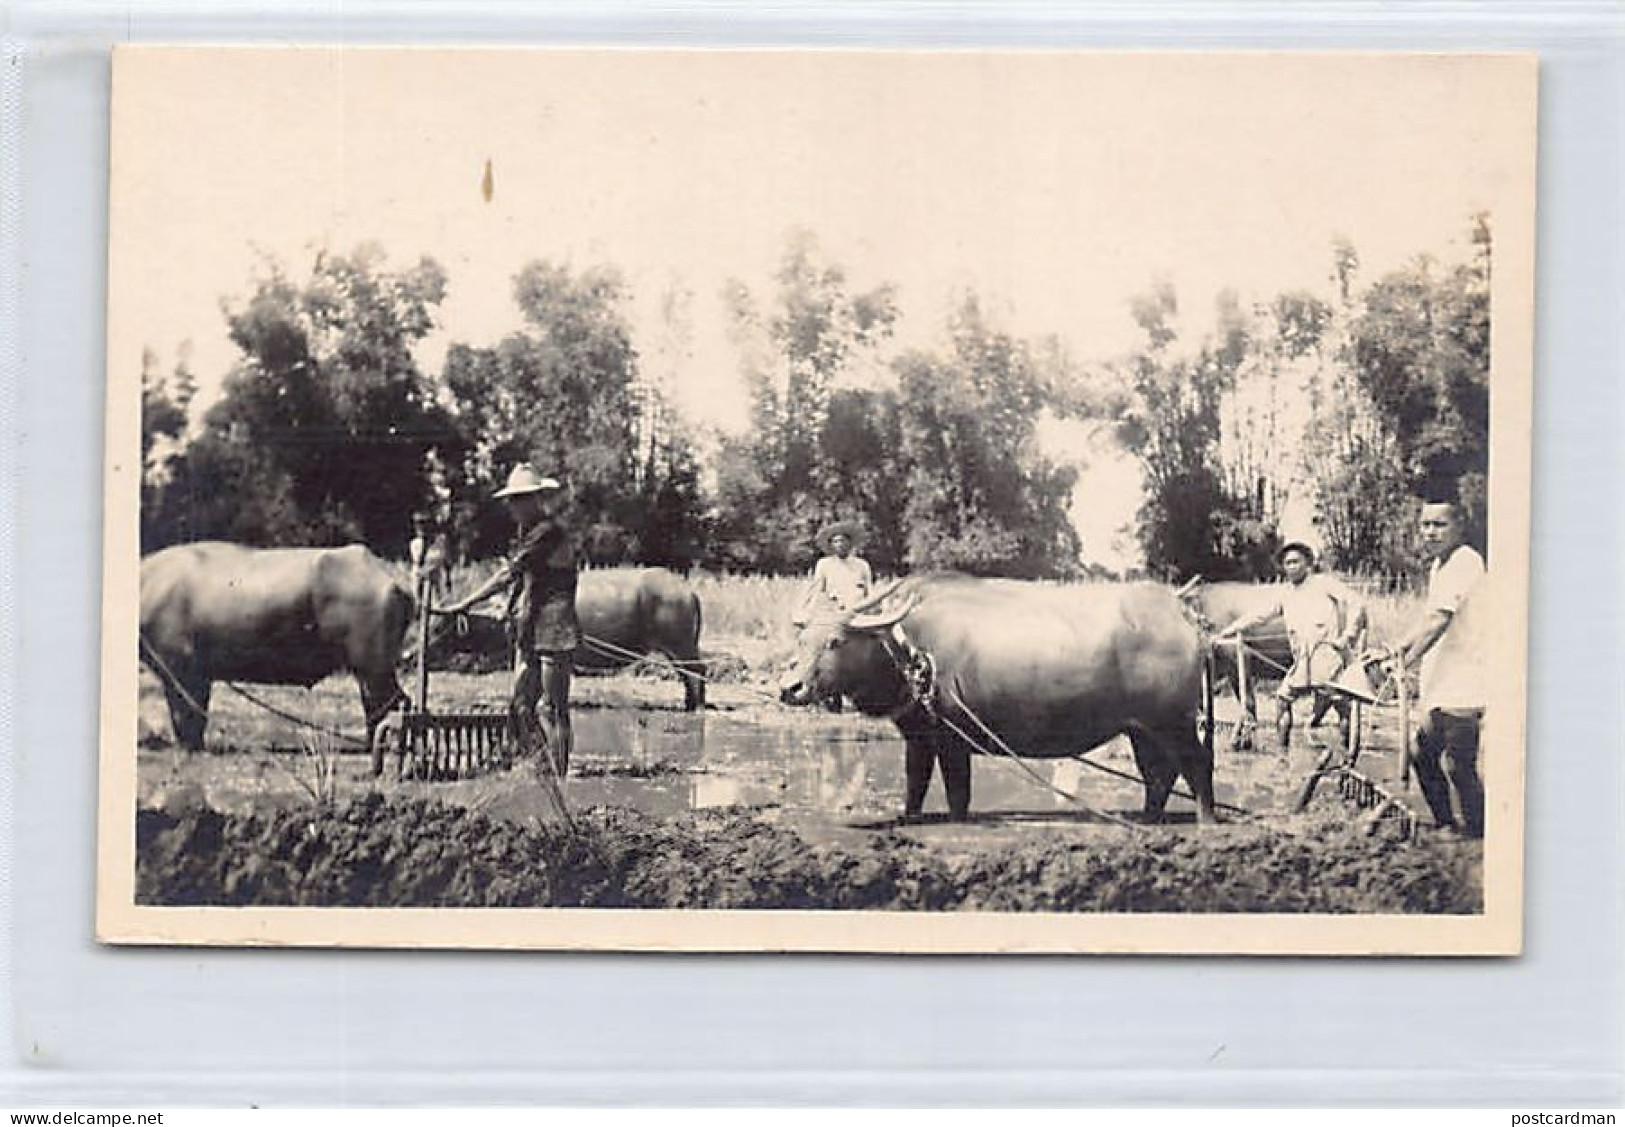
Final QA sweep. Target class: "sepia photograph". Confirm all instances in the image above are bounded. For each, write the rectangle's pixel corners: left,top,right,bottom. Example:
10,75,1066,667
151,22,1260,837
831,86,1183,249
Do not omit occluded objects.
98,47,1535,953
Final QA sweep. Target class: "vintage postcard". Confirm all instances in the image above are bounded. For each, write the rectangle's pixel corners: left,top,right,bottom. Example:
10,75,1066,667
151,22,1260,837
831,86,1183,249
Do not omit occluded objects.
99,47,1535,953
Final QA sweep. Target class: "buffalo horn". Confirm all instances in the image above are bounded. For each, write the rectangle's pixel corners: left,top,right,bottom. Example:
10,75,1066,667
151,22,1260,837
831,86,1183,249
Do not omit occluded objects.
844,577,910,617
848,594,920,633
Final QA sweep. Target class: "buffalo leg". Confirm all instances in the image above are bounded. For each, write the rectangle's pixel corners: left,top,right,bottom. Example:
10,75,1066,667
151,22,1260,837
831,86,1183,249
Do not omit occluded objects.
937,739,973,821
163,671,211,752
359,675,406,776
1127,729,1177,822
677,655,706,711
901,728,937,820
1169,724,1219,825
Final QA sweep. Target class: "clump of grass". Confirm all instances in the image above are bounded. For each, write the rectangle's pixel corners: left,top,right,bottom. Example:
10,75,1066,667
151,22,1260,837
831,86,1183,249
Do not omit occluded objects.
283,729,344,810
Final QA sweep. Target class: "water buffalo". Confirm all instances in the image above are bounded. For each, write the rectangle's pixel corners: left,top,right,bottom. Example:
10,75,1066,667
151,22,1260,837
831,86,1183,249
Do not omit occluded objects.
573,568,706,711
1184,581,1329,749
779,574,1217,824
423,567,706,710
139,542,413,759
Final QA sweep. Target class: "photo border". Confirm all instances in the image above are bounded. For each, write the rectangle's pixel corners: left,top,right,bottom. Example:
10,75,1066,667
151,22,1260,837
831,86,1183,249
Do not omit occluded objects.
94,46,1534,955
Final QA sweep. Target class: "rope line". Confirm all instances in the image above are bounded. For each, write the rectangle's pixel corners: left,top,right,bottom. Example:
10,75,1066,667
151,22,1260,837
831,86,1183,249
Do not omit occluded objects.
935,679,1147,831
940,678,1247,822
139,631,371,749
579,634,794,706
217,683,369,748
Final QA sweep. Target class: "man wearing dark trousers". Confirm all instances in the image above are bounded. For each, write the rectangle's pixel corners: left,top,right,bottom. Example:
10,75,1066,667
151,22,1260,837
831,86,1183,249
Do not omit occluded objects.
436,463,580,777
1396,500,1487,839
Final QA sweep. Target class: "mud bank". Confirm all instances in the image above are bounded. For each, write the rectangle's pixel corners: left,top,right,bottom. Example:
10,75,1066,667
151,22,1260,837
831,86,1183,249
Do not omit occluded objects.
136,793,1481,914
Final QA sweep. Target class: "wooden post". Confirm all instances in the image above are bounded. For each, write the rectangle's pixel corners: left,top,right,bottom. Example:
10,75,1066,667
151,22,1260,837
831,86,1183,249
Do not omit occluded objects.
416,570,431,716
1348,699,1363,763
1235,635,1250,741
1200,647,1215,761
1396,656,1412,789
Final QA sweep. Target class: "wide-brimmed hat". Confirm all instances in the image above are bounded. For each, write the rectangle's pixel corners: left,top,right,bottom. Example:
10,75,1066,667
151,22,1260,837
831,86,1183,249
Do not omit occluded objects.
816,520,866,552
492,462,563,500
1277,540,1316,564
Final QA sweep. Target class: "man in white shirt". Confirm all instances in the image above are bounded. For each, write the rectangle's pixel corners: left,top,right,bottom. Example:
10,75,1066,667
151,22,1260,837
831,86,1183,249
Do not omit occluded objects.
791,521,874,713
1218,542,1367,752
794,521,874,627
1396,501,1487,838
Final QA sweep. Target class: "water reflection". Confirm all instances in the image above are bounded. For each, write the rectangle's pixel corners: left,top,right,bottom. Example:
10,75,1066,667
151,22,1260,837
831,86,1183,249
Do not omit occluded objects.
475,697,1384,832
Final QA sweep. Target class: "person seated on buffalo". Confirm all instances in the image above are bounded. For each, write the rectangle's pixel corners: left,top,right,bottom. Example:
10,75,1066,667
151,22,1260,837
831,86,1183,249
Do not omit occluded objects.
1216,541,1367,752
791,521,874,712
433,464,580,777
1391,500,1487,839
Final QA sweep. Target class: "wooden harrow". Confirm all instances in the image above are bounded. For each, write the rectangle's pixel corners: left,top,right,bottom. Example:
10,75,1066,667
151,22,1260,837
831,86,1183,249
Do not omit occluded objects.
377,707,517,781
374,554,523,782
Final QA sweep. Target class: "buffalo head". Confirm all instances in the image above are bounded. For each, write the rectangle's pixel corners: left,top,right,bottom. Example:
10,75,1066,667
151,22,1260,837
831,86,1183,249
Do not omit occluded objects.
778,587,919,710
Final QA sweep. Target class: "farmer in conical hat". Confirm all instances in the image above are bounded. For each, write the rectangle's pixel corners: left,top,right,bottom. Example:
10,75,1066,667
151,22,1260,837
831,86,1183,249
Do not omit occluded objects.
436,463,580,776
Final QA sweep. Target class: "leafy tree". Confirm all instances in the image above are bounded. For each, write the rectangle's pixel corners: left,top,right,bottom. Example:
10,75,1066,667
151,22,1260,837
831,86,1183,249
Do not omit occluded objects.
627,278,710,569
154,246,455,554
712,233,899,572
892,296,1080,577
1347,215,1491,551
1297,243,1419,575
442,261,709,566
1110,284,1268,581
1294,220,1490,575
442,262,640,561
819,387,909,572
140,346,196,550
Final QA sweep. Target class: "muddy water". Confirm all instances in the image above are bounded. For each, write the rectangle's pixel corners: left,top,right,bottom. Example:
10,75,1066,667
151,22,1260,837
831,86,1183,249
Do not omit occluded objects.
139,670,1425,850
466,701,1418,847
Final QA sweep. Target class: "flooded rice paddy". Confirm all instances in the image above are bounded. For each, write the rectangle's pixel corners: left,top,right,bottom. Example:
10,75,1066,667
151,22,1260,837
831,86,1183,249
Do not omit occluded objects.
139,668,1423,830
134,667,1479,913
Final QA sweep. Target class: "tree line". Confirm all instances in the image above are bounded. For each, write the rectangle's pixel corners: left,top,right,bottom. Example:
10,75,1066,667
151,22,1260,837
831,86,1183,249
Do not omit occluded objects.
140,222,1490,582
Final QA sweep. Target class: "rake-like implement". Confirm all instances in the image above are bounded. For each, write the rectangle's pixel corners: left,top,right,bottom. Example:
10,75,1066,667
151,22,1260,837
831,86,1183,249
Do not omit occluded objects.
377,553,524,782
383,708,517,781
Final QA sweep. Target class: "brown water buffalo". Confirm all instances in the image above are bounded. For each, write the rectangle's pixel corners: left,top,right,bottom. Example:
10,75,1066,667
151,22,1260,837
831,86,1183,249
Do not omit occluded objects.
573,568,706,711
1184,581,1323,749
139,542,413,759
779,574,1216,824
423,567,706,709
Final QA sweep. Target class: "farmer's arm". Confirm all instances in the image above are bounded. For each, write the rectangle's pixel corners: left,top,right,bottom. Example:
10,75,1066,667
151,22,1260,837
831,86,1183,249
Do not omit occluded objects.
792,558,830,627
1219,596,1282,640
436,563,512,615
1394,550,1481,666
1396,609,1452,669
1332,580,1368,650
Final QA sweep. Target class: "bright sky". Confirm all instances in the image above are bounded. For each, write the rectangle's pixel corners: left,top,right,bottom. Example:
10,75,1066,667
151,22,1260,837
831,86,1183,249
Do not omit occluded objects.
110,48,1531,569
